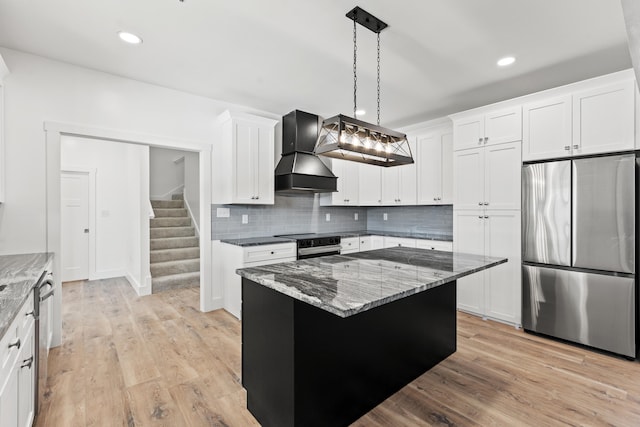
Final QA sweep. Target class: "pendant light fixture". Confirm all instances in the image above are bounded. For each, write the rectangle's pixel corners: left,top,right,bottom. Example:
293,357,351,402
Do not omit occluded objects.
314,6,414,167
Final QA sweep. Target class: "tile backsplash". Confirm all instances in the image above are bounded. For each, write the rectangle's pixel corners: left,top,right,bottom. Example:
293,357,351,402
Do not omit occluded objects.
211,194,453,240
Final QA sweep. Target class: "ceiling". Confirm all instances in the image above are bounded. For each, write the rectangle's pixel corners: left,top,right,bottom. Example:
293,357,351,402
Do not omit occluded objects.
0,0,632,127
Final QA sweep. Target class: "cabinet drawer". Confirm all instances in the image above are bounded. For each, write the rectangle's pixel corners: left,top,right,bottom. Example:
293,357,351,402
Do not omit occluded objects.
243,243,296,263
383,237,417,248
416,240,453,252
341,237,360,254
16,293,34,341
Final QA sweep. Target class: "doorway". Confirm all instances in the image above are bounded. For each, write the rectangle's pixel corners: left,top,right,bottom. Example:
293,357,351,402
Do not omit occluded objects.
60,171,91,281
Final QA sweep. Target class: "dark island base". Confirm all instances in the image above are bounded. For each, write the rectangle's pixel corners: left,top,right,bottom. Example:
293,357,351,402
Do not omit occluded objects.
241,278,457,427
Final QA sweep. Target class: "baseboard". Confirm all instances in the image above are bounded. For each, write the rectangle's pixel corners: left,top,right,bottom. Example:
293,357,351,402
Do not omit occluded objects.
183,197,200,237
92,269,126,280
126,271,152,296
202,295,224,312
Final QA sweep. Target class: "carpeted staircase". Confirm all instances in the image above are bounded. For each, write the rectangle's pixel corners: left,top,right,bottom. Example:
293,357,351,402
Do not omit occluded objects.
150,195,200,293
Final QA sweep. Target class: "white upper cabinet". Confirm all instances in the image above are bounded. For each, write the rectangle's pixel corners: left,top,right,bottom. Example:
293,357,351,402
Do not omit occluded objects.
522,76,636,161
523,95,572,161
453,141,521,210
212,111,278,205
358,163,382,206
321,158,359,206
416,127,453,205
380,139,417,206
453,106,522,151
572,80,635,156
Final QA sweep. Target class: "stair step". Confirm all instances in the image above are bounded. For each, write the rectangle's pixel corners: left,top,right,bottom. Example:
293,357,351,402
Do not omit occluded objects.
152,271,199,293
151,217,191,228
153,208,188,218
150,247,200,263
151,258,200,277
151,236,199,250
172,193,184,200
150,226,195,239
151,200,184,209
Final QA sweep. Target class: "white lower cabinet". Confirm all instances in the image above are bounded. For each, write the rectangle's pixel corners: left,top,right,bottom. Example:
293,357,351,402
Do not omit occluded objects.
0,292,35,427
358,235,384,251
340,237,359,254
415,239,453,252
454,210,521,325
383,237,417,248
217,242,296,319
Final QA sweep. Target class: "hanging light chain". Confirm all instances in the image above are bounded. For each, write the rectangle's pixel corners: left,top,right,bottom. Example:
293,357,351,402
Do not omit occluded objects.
377,31,381,126
353,17,358,119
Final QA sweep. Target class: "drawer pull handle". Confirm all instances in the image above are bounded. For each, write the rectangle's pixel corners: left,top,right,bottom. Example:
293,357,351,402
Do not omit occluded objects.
8,338,20,350
21,356,34,369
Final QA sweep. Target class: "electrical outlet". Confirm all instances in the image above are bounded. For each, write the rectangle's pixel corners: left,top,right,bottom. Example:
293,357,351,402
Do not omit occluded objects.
326,213,331,222
354,213,359,221
242,214,249,224
383,213,388,221
217,208,230,218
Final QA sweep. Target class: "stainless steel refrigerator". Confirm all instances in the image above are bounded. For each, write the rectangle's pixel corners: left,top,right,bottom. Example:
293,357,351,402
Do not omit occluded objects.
522,154,636,358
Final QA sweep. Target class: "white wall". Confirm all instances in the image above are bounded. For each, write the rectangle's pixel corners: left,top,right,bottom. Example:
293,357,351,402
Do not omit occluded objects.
0,46,278,255
184,151,200,232
149,147,190,199
61,136,147,281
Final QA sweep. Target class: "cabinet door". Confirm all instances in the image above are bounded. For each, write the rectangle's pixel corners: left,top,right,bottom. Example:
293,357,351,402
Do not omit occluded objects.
398,153,417,205
453,114,484,151
18,326,34,427
358,164,381,206
454,210,485,315
383,237,416,248
416,133,442,204
359,236,372,252
254,124,275,204
440,132,454,204
326,159,348,206
484,106,522,146
380,167,400,205
233,120,257,204
343,161,360,205
0,83,4,203
572,80,635,156
453,148,484,210
483,210,522,325
523,95,572,161
484,142,521,210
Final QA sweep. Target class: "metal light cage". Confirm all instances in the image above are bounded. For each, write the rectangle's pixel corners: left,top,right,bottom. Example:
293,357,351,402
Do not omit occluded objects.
315,114,414,167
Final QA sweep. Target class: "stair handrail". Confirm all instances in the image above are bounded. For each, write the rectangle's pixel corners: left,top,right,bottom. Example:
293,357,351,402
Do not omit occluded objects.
148,200,155,219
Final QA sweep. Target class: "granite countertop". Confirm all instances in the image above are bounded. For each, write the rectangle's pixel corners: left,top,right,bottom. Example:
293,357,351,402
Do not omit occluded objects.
237,247,505,318
220,237,295,247
0,253,54,338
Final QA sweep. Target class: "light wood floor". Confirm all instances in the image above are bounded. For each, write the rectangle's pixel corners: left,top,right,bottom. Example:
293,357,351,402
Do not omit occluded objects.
36,278,640,427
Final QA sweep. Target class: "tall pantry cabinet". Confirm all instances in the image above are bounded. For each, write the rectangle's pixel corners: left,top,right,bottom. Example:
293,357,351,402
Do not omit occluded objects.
451,106,522,326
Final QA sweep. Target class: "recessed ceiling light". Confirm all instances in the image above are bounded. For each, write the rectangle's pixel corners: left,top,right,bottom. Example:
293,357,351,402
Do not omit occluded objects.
497,56,515,67
118,31,143,45
355,109,366,116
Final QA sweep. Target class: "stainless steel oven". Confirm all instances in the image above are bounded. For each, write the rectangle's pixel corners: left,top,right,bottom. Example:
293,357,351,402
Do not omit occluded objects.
275,234,342,259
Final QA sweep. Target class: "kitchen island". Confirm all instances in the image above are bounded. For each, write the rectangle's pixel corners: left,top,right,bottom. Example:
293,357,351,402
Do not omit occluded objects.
236,247,506,427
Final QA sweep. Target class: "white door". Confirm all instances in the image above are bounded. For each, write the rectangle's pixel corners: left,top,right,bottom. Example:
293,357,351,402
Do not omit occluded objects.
61,172,90,282
416,133,441,204
453,114,484,151
233,120,256,204
380,167,400,205
358,163,381,205
484,141,522,210
522,95,572,161
484,106,522,146
440,132,454,204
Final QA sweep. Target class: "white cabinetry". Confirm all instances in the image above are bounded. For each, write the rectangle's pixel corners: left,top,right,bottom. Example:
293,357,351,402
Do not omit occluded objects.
454,210,521,325
452,107,522,151
415,239,453,252
217,242,296,319
212,111,278,205
340,237,359,254
358,235,384,251
321,159,359,206
416,127,453,205
0,55,9,203
523,78,635,161
453,141,521,210
380,157,417,205
0,292,35,427
383,237,417,248
358,164,382,206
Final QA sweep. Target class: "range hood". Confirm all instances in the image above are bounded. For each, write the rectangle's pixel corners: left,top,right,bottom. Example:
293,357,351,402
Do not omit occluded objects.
275,110,337,193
